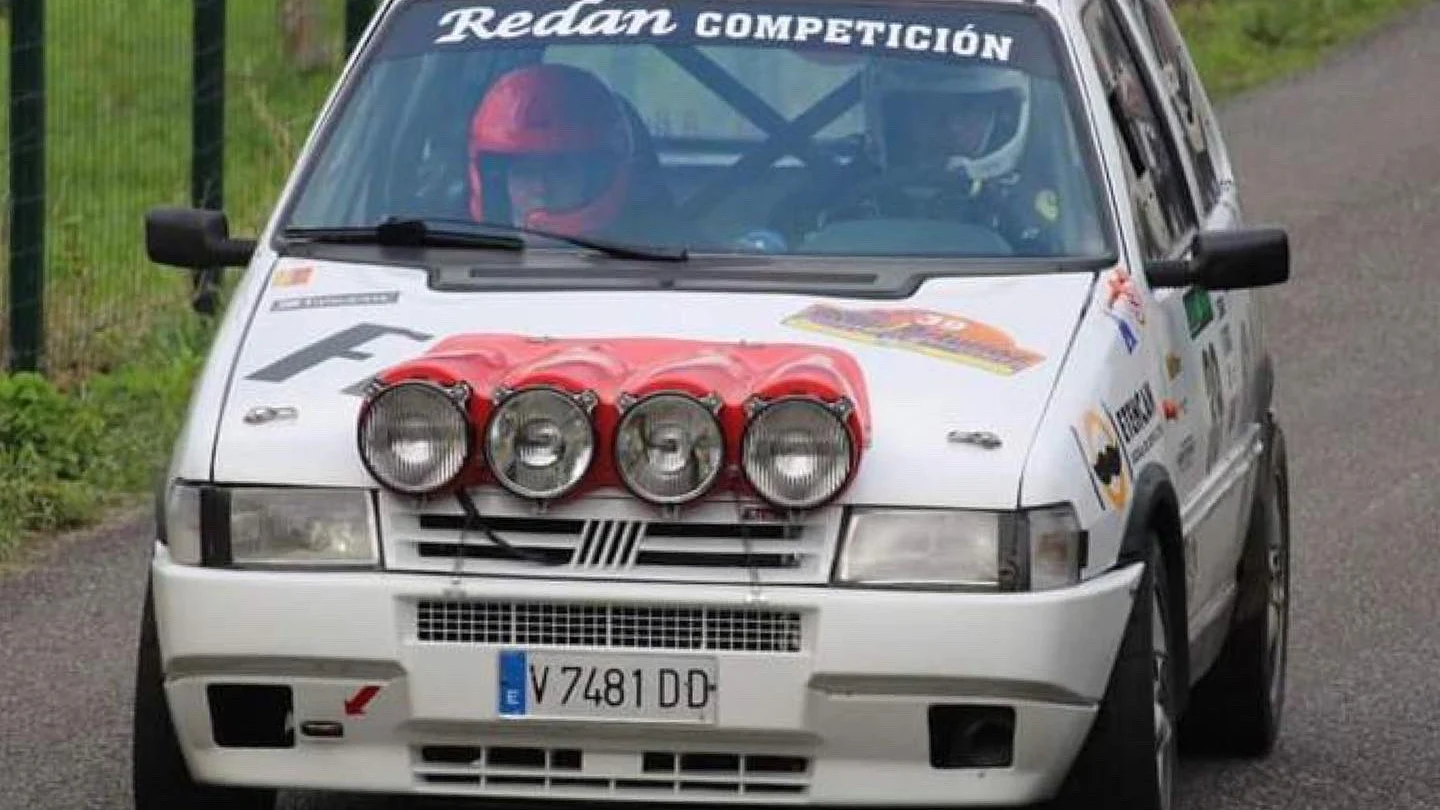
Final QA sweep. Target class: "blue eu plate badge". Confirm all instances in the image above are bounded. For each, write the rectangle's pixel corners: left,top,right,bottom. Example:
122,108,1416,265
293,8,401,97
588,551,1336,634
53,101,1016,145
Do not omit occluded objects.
498,650,527,716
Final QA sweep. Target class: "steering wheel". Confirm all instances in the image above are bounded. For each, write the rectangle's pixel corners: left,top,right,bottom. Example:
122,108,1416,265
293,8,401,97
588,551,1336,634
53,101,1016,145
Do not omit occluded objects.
810,165,987,230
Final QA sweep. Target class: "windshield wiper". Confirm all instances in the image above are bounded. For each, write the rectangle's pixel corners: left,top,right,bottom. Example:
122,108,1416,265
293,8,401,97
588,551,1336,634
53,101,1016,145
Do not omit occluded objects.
282,216,688,263
281,217,526,251
480,219,690,263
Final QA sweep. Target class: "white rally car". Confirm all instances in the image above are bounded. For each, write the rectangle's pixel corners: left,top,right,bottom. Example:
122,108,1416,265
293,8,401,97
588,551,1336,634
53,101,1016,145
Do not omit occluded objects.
133,0,1294,807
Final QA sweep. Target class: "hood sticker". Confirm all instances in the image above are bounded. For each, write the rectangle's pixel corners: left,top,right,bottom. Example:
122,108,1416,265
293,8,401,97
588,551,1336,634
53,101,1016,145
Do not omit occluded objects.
782,304,1045,376
271,291,401,313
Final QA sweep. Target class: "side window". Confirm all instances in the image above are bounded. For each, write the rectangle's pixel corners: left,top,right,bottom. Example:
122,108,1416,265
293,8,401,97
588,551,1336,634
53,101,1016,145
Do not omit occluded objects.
1125,0,1223,214
1081,0,1197,260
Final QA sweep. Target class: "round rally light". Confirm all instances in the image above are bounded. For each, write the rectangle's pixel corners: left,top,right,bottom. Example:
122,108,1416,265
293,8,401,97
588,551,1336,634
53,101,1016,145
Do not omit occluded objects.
615,393,725,504
486,388,595,500
358,381,472,495
742,397,854,510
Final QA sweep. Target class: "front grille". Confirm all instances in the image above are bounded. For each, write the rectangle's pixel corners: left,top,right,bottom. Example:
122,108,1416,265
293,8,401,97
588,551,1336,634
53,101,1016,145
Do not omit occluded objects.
415,601,804,653
412,744,811,798
381,489,843,585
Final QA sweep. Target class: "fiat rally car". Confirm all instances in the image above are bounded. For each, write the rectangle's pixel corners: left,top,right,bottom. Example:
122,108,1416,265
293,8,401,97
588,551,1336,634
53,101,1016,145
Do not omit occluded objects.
133,0,1296,807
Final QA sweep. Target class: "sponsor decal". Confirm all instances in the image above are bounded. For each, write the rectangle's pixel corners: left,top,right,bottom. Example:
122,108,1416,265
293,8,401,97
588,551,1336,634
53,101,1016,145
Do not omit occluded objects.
1034,189,1061,222
1183,287,1214,338
783,304,1045,376
272,266,314,288
1162,398,1182,421
1114,381,1164,462
1102,266,1145,354
344,685,383,717
428,0,1020,63
272,291,401,313
1165,351,1182,381
1113,382,1157,443
1201,342,1224,471
246,323,435,390
1176,433,1198,473
1073,408,1130,511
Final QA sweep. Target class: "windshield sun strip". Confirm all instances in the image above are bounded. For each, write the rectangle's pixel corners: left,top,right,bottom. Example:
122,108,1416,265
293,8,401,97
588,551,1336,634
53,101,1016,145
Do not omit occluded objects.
266,0,1121,266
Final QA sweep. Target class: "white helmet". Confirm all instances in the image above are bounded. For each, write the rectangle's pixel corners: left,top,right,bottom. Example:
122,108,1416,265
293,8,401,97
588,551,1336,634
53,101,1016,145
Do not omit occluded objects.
863,60,1032,183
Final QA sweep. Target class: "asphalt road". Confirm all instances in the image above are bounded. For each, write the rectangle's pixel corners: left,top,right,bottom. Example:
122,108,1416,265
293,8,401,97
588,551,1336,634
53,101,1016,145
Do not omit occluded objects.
3,5,1440,808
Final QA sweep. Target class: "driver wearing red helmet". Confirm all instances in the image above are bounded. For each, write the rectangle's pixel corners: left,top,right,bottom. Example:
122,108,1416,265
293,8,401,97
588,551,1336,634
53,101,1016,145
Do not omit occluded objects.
468,63,644,241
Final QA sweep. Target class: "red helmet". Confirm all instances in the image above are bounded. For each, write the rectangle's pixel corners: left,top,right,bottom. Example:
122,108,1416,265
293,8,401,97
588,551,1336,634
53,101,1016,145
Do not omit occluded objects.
468,64,635,236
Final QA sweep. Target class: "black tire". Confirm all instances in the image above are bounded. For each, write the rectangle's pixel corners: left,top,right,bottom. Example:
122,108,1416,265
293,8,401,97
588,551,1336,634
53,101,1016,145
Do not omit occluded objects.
1051,537,1179,810
132,577,277,810
1180,419,1290,757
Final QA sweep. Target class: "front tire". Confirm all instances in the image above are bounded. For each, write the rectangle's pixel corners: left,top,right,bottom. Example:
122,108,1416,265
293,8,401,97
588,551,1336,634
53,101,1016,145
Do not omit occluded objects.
132,577,277,810
1181,419,1291,757
1052,537,1179,810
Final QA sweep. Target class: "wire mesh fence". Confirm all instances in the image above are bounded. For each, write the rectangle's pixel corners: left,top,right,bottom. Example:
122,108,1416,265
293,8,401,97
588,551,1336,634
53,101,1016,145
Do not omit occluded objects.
0,0,375,382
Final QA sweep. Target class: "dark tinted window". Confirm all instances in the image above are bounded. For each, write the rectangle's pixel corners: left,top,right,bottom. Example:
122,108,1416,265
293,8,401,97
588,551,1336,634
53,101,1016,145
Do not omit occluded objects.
1081,0,1196,259
1123,0,1221,214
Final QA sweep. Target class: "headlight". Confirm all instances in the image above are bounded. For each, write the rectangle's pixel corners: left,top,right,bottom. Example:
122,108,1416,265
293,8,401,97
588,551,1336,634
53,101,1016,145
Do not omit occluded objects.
229,488,377,566
835,504,1086,591
615,393,725,504
742,397,853,510
837,509,1008,589
485,387,595,500
358,380,471,495
161,484,379,568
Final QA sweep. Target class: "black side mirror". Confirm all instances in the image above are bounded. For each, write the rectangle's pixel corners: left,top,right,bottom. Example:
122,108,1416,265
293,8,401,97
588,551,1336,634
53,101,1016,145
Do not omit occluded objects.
145,207,256,270
1146,226,1290,290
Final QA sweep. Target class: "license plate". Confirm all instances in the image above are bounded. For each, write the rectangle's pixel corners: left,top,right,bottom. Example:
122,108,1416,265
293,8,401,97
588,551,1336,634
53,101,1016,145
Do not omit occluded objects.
498,650,718,723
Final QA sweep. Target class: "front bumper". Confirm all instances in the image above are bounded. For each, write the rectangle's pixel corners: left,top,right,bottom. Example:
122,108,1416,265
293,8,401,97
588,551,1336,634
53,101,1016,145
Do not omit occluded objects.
150,544,1142,806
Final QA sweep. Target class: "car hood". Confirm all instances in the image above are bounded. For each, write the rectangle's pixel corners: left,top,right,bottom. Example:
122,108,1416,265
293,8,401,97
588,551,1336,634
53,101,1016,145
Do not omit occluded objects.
214,256,1096,509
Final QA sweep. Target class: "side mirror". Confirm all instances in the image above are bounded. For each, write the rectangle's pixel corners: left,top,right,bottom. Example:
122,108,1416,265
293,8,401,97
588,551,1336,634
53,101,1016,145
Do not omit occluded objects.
1146,226,1290,290
145,207,256,270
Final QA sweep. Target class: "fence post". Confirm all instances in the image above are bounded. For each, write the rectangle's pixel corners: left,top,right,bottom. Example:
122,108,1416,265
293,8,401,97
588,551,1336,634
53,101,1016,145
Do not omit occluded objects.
8,0,45,374
191,0,226,315
345,0,376,55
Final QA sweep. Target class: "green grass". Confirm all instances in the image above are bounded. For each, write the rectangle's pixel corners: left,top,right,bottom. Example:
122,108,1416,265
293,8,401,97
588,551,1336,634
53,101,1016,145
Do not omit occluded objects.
0,0,1430,561
0,311,214,561
0,0,344,383
1174,0,1433,99
0,1,346,561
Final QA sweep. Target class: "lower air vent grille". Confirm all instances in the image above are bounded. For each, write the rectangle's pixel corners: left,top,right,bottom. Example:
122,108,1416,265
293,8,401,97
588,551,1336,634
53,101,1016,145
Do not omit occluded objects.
413,745,811,798
415,601,804,653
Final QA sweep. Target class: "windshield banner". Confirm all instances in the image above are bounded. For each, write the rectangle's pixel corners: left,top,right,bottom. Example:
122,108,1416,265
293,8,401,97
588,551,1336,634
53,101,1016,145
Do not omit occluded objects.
379,0,1054,71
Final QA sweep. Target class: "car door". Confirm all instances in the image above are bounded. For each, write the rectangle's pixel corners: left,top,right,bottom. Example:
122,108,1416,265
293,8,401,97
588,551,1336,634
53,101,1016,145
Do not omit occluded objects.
1119,0,1269,625
1079,0,1250,633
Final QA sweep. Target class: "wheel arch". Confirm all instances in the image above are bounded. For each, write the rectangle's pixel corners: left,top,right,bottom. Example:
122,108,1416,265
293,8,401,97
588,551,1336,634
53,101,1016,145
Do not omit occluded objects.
1117,462,1191,711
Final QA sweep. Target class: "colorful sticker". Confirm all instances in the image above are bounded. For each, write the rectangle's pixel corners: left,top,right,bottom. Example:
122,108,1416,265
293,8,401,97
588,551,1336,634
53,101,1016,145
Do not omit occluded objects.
1103,266,1146,354
1162,398,1182,421
1034,189,1061,222
1183,287,1214,337
273,266,315,288
1073,408,1130,511
782,304,1045,376
1165,351,1182,381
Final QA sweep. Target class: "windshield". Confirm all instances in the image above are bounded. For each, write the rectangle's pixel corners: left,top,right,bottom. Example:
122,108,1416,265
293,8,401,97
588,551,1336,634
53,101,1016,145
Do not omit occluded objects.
282,0,1115,261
